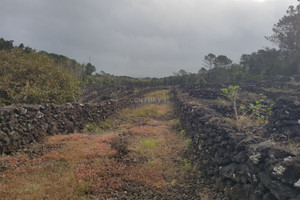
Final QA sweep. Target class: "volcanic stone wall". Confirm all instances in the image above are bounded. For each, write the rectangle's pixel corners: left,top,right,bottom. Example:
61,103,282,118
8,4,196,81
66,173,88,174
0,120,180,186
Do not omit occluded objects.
0,86,152,155
172,88,300,200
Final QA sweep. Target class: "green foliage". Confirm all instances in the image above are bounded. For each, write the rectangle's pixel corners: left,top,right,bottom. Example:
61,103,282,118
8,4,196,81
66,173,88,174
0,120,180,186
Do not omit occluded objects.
0,49,80,105
84,63,96,76
221,85,240,120
0,38,14,51
85,123,98,132
240,94,272,122
221,85,240,98
264,88,296,93
41,52,87,81
179,129,186,138
179,158,192,170
144,90,170,98
141,139,158,150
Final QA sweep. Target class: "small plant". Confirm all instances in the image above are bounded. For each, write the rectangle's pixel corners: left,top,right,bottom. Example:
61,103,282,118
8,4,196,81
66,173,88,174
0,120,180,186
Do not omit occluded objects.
85,123,98,132
185,138,193,151
240,93,272,123
197,172,202,179
249,100,271,122
144,90,170,98
180,158,192,170
179,129,186,138
142,139,158,150
221,85,241,120
99,121,111,129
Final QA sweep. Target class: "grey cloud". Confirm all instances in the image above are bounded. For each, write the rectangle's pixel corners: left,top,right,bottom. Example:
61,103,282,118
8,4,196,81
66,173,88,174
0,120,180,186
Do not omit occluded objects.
0,0,297,77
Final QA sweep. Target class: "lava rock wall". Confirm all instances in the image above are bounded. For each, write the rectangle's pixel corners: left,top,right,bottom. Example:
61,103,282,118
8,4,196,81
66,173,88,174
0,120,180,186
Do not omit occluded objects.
0,86,153,155
172,87,300,200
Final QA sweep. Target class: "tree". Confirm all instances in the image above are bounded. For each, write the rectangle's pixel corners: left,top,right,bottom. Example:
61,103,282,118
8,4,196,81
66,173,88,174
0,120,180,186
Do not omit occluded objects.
18,43,24,49
204,53,216,69
266,1,300,74
0,38,14,51
204,53,216,82
266,1,300,52
214,55,232,68
85,63,96,76
240,48,282,78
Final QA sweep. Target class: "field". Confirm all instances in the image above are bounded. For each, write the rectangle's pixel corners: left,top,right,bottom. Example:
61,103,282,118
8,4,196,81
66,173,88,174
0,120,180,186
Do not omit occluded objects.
0,77,299,200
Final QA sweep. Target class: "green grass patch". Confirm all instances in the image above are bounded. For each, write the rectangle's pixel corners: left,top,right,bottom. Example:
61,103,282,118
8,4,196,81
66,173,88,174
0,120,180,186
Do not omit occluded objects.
85,123,106,134
85,123,98,132
98,121,111,129
289,81,300,86
264,88,296,93
144,90,170,98
214,98,230,106
141,139,158,150
179,158,192,170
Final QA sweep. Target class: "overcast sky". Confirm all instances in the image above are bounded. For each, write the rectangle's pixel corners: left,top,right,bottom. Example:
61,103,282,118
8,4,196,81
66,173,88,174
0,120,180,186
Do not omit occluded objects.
0,0,297,77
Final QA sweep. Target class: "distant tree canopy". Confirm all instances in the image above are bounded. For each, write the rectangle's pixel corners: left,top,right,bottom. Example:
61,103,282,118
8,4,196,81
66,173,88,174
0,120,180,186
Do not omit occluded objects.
1,0,299,95
266,2,300,52
0,49,80,105
0,38,14,52
265,0,300,74
40,51,87,81
84,63,96,76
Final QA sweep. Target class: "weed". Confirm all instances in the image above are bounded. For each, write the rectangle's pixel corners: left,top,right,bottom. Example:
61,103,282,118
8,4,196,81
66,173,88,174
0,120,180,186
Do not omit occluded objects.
240,93,272,123
180,158,192,170
134,88,141,94
197,172,202,179
221,85,240,120
170,118,180,126
185,138,193,151
85,123,98,132
144,90,170,98
289,80,300,86
190,100,203,106
224,117,234,122
179,129,186,138
99,121,111,129
264,88,296,93
214,98,231,106
142,139,158,150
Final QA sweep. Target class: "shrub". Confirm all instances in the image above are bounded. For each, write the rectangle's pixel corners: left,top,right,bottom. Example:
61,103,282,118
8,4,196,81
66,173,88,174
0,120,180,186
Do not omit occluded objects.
0,49,80,105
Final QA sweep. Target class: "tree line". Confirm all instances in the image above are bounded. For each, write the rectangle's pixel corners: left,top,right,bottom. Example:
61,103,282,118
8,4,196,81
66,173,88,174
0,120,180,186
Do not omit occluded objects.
1,0,299,105
86,1,300,86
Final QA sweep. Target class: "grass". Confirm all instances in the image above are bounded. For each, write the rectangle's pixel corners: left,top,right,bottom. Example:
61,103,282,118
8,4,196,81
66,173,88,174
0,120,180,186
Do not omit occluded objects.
264,88,296,93
288,80,300,86
214,98,230,106
0,133,118,199
189,100,203,106
85,123,98,132
85,120,114,133
0,91,198,199
144,89,170,98
141,139,158,149
121,104,172,122
181,158,192,170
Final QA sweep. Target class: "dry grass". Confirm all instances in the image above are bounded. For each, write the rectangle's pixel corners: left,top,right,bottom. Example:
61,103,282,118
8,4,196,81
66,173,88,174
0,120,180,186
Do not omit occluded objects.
144,89,170,98
0,133,118,199
0,94,195,199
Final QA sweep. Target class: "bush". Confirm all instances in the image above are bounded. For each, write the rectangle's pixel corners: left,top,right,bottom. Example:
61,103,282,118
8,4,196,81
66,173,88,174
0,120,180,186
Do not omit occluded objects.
0,49,80,105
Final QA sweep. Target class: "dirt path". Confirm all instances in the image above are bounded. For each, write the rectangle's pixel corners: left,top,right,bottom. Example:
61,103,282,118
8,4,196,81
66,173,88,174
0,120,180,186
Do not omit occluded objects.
0,90,205,200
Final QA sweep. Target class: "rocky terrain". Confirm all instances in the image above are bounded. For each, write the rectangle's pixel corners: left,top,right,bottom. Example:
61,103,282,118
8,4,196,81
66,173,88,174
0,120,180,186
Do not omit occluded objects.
173,77,300,199
0,78,299,199
0,85,156,155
